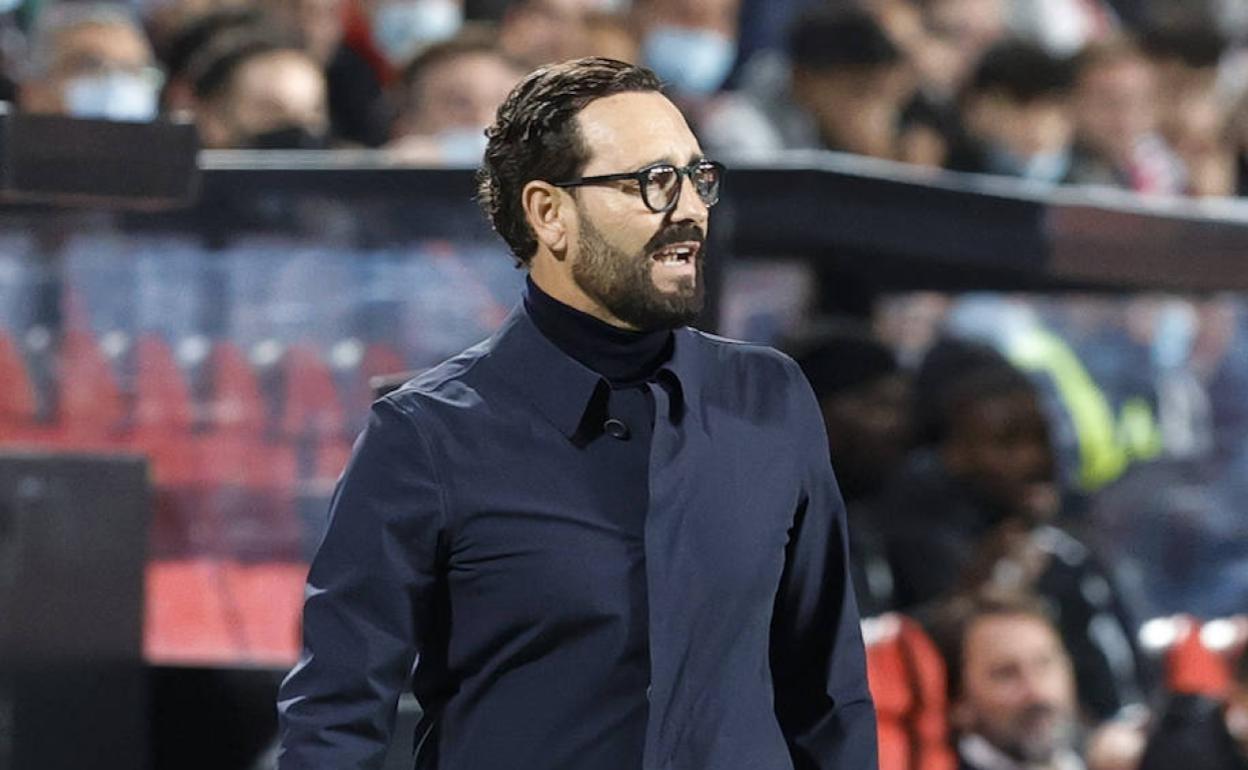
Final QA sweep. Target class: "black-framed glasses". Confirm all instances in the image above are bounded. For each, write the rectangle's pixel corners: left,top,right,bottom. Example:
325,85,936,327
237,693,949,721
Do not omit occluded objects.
552,159,725,214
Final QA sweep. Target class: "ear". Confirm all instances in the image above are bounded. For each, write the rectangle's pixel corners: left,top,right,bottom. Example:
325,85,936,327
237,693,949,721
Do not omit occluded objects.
521,180,571,258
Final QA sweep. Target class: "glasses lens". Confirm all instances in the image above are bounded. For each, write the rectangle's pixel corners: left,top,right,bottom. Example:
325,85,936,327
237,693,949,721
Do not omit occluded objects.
644,165,680,211
692,162,721,206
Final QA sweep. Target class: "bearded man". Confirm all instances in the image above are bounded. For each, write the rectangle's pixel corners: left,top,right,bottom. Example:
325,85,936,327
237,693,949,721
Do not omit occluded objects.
276,56,876,770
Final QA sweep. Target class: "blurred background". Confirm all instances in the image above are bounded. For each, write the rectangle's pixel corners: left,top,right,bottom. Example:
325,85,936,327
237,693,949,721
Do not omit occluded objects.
1,0,1248,768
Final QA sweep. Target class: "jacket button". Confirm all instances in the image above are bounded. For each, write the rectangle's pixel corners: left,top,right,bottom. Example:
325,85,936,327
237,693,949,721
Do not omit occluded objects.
603,418,630,440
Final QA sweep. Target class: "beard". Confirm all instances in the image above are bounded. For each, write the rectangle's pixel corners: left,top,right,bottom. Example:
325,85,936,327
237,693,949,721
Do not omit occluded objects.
571,213,705,332
978,703,1076,764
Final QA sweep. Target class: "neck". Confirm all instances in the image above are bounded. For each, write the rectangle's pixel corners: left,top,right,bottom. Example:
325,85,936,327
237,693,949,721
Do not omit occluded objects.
524,274,671,384
529,257,636,330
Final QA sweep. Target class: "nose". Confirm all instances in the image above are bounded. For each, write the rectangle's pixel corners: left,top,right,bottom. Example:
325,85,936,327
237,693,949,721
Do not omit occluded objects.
670,171,710,227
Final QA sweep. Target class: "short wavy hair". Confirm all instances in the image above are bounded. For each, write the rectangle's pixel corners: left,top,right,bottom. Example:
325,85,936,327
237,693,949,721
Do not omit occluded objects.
476,57,662,265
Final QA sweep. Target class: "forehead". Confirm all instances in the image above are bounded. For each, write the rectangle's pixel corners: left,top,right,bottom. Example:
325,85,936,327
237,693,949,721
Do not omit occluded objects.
964,614,1060,666
54,22,151,69
574,90,702,173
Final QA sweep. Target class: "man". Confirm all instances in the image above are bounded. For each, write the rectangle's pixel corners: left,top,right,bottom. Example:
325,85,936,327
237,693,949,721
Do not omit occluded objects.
1139,643,1248,770
1065,37,1185,195
387,31,525,163
21,3,163,122
189,30,330,149
946,40,1074,183
930,591,1085,770
276,57,876,769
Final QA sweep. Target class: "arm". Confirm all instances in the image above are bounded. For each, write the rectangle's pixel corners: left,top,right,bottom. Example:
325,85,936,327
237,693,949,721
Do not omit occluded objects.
771,367,878,770
277,397,446,769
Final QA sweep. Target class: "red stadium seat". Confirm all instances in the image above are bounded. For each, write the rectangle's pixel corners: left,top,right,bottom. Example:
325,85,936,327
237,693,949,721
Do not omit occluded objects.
207,341,267,435
281,344,345,441
145,558,241,665
0,329,39,442
55,328,125,447
863,614,958,770
1143,614,1248,700
221,560,308,666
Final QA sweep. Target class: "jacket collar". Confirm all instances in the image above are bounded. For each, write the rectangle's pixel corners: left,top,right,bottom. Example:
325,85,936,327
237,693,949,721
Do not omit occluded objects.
485,302,702,440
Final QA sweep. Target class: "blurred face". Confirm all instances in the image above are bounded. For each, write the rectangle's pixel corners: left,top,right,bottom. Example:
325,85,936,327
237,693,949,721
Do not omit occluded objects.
636,0,739,37
532,91,711,330
821,373,912,496
793,64,914,159
402,52,522,137
263,0,345,65
1074,56,1158,168
945,389,1057,519
201,50,328,148
956,614,1078,764
27,20,157,115
965,92,1073,160
500,0,593,68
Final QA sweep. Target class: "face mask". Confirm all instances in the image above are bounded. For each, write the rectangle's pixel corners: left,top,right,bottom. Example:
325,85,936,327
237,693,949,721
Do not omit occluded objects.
245,125,330,150
371,0,463,67
62,71,159,123
641,26,735,97
0,0,20,13
435,128,487,165
984,144,1070,183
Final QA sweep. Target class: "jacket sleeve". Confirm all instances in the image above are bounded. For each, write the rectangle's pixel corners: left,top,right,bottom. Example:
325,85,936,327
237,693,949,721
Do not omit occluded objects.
277,396,446,769
771,365,878,770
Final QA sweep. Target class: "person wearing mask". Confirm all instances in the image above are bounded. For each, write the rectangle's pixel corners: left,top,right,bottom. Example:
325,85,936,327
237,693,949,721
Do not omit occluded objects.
1065,37,1185,195
189,31,330,149
947,40,1074,183
702,7,915,160
277,56,876,769
632,0,739,101
930,590,1088,770
387,30,525,163
21,2,163,123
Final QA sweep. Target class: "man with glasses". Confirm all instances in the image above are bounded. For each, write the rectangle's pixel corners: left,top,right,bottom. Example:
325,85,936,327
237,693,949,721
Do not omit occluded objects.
277,56,876,770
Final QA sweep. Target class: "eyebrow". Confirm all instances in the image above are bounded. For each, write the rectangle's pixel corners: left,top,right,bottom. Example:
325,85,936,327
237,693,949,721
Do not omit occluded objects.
630,153,708,172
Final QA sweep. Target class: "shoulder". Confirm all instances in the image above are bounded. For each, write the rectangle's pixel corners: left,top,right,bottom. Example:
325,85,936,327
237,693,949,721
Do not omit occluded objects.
378,337,494,426
683,328,806,385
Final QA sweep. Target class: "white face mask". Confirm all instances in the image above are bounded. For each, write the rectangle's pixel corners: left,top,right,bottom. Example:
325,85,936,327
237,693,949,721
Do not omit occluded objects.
62,70,160,123
435,128,488,165
371,0,463,67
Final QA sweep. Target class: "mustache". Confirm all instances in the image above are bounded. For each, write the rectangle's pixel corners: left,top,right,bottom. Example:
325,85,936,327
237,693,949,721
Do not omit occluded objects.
644,223,706,254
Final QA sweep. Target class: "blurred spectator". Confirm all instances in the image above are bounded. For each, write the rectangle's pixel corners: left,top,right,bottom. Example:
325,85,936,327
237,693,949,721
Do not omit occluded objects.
633,0,739,99
261,0,346,65
21,2,163,122
1065,37,1186,194
1141,23,1235,196
793,325,912,616
930,590,1086,770
497,0,592,68
947,39,1074,182
386,30,523,163
912,0,1009,101
158,7,264,114
1138,645,1248,770
189,31,329,148
702,7,915,159
872,339,1147,718
582,10,639,63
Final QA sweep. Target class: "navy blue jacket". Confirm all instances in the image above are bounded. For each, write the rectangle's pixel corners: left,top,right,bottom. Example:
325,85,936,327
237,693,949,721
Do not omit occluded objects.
276,303,877,769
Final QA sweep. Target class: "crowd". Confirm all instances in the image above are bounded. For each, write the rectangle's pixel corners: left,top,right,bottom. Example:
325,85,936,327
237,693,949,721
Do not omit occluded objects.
0,0,1246,196
3,1,1247,769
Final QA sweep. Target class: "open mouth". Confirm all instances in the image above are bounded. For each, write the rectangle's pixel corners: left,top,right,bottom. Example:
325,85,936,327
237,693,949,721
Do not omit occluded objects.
650,241,701,265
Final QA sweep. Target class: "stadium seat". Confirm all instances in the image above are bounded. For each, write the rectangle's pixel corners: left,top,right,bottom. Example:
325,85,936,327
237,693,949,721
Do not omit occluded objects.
863,614,958,770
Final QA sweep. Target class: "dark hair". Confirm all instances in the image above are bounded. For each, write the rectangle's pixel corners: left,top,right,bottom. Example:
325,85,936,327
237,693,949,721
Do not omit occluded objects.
161,8,266,82
963,39,1073,105
398,27,520,115
928,589,1059,702
476,57,662,265
187,26,301,102
789,8,901,73
1141,24,1226,70
912,338,1037,446
791,327,899,398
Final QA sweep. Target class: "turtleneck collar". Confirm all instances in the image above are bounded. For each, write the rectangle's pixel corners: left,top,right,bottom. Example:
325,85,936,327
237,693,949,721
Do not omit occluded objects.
524,275,672,385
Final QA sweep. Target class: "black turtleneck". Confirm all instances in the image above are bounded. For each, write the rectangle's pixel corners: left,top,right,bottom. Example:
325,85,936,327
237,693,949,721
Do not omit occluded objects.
524,276,671,384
